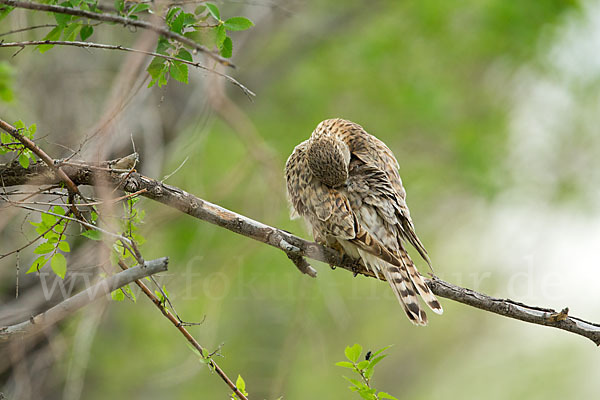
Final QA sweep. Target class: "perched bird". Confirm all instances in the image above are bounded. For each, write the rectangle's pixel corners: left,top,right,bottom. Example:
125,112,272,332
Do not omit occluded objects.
285,118,442,325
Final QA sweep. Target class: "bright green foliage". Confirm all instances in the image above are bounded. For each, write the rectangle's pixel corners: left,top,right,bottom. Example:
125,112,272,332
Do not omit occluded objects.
0,120,37,168
27,206,70,278
230,375,249,399
223,17,254,32
336,345,397,400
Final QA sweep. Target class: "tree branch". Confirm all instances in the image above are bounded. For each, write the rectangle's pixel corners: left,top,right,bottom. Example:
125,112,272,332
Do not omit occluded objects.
0,257,169,341
0,40,254,97
0,0,232,67
2,158,600,346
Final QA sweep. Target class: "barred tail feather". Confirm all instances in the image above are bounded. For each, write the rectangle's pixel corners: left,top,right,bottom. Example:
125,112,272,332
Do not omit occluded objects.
359,250,427,325
400,249,443,315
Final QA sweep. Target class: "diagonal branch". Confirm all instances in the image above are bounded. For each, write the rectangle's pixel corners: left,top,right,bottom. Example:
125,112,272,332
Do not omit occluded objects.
0,0,232,67
0,257,169,341
2,157,600,345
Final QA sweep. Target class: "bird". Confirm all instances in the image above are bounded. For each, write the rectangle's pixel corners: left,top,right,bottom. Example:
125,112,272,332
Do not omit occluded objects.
284,118,442,325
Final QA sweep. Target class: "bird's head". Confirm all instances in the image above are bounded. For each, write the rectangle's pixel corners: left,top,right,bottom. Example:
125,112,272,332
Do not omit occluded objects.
306,122,351,188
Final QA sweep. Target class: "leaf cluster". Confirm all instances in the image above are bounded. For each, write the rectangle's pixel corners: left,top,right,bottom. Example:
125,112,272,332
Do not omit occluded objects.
336,344,398,400
0,120,37,168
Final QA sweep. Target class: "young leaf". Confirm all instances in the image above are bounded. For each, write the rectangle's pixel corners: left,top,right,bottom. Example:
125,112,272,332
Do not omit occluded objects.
58,241,71,252
19,153,30,168
235,375,248,396
111,289,125,301
81,230,102,240
27,123,36,137
27,256,48,273
38,26,64,53
223,17,253,31
52,206,66,215
170,11,185,34
335,361,355,369
215,24,226,49
62,22,81,41
34,242,55,254
51,253,67,279
41,212,56,227
194,5,206,15
205,2,220,21
80,25,93,41
378,392,399,400
356,360,369,370
166,6,181,24
170,61,189,84
128,3,149,15
221,36,233,58
345,344,362,363
370,345,392,358
123,284,136,302
176,49,193,62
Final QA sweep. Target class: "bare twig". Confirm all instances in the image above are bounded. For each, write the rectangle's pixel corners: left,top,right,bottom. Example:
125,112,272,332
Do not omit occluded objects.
0,41,255,97
0,23,56,38
0,257,169,341
0,0,232,67
3,158,600,345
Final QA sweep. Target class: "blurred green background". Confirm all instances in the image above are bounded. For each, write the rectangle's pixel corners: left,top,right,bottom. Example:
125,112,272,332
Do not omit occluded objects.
2,0,600,399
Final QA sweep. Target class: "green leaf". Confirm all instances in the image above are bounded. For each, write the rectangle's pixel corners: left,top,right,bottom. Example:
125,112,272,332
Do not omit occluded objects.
28,123,36,137
345,344,362,363
221,36,232,58
80,24,93,41
111,289,125,301
13,120,24,130
205,2,220,20
62,22,81,41
166,7,181,24
356,360,369,370
343,376,367,390
194,5,206,15
170,11,185,34
378,392,399,400
52,206,65,215
170,61,188,84
27,256,48,273
19,153,30,168
123,284,136,302
223,17,253,31
54,12,72,26
34,242,55,254
367,354,387,370
215,24,226,49
128,3,149,15
235,375,248,396
114,0,124,13
335,361,355,369
370,345,392,358
147,56,166,79
0,5,15,22
41,212,56,227
38,26,64,53
51,253,67,279
176,49,193,62
81,230,102,240
182,12,196,27
58,241,71,252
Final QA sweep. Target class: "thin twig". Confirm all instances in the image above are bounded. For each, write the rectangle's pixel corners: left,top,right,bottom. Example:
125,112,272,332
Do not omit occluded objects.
0,40,255,97
0,0,232,66
0,23,56,38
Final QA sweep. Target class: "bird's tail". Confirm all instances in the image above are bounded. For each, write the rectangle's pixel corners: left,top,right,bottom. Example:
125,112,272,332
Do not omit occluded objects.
399,248,443,316
379,260,428,326
363,247,443,326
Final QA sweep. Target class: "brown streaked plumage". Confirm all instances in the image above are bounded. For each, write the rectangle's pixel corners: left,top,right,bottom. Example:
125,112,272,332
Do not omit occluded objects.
285,118,442,325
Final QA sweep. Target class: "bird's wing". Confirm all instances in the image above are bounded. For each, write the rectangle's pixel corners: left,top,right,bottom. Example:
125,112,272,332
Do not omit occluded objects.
285,141,402,266
347,127,431,266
